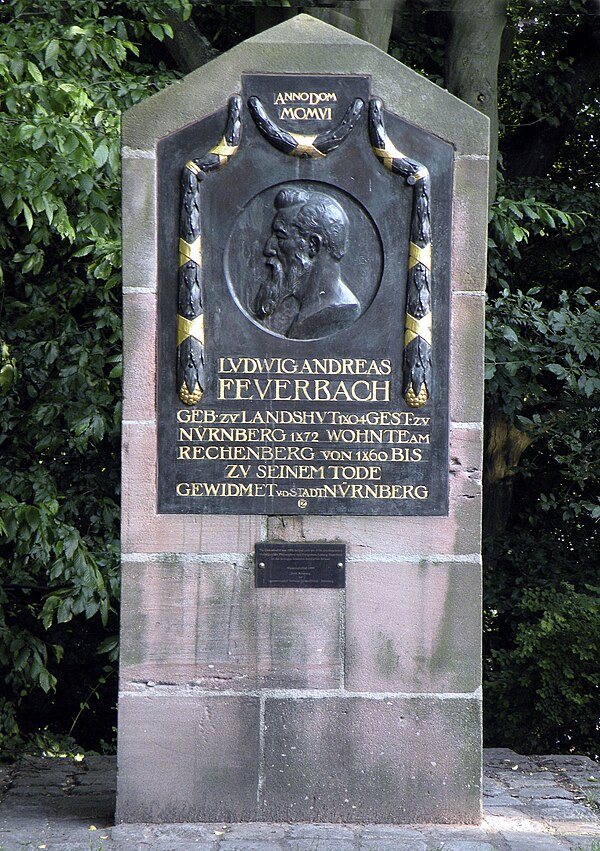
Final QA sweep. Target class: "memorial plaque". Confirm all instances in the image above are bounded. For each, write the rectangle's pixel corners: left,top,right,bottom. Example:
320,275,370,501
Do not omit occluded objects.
157,73,452,516
255,542,345,588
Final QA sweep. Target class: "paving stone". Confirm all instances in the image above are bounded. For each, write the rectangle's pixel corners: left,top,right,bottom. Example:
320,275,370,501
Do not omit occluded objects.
517,787,578,800
529,799,596,819
1,751,600,850
484,795,524,808
219,843,285,851
222,824,287,841
428,842,499,851
426,826,497,844
287,824,355,838
359,826,427,850
494,837,569,851
286,823,356,850
357,841,423,851
563,832,600,848
358,840,425,851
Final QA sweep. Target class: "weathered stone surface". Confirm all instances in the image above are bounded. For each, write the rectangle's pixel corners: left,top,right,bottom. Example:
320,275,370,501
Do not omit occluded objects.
451,156,489,292
358,827,427,850
344,559,481,693
116,694,260,823
121,153,156,290
261,697,482,823
450,293,486,424
267,427,482,558
121,422,263,554
122,291,156,422
119,559,342,690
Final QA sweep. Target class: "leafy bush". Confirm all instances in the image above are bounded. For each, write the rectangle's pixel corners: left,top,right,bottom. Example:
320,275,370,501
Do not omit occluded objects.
484,187,600,758
0,0,187,756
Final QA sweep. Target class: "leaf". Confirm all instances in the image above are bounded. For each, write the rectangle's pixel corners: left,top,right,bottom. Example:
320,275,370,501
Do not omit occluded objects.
502,326,519,344
27,61,43,84
23,203,33,230
39,670,55,693
44,39,60,66
97,635,119,655
546,363,567,379
93,143,109,168
148,22,165,41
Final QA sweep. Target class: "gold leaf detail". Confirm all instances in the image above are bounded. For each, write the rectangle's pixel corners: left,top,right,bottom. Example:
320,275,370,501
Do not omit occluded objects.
411,166,429,182
290,134,326,158
405,384,429,408
185,160,202,176
210,137,239,165
408,241,432,271
404,312,432,347
179,381,203,405
179,237,202,268
372,142,405,171
177,313,204,346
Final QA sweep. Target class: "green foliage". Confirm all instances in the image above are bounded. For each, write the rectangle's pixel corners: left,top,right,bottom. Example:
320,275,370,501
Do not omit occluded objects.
484,191,599,755
485,286,600,418
481,2,600,754
0,0,185,756
486,564,600,757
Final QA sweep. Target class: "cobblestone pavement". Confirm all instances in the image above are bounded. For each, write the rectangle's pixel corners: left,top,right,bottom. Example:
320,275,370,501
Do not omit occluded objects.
0,748,598,850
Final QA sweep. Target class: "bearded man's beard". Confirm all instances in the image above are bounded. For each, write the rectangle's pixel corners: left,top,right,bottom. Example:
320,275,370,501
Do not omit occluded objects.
254,256,304,319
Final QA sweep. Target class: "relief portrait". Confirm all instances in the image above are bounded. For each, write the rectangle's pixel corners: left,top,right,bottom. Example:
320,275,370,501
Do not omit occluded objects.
225,181,382,341
254,187,360,339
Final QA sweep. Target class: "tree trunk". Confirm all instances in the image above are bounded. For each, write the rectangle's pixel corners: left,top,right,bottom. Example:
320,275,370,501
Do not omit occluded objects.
445,0,508,201
309,1,400,51
164,10,218,73
483,403,534,541
503,17,600,179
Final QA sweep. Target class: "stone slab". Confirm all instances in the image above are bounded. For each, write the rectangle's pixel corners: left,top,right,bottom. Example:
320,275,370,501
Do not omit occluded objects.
121,153,156,291
261,696,482,823
116,694,260,823
450,293,486,423
122,291,156,422
344,559,481,693
267,426,482,558
119,559,342,690
121,422,264,554
452,156,489,292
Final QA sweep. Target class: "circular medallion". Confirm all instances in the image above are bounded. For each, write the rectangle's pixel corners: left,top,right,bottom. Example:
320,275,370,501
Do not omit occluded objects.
224,180,383,341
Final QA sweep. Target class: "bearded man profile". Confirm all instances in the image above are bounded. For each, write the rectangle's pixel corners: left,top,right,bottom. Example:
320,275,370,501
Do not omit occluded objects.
254,186,360,339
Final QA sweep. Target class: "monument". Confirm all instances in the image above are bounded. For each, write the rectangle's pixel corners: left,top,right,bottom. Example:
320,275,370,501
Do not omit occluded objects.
118,15,488,824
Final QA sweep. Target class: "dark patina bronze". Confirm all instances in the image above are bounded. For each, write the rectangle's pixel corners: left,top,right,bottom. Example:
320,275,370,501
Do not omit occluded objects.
156,73,452,516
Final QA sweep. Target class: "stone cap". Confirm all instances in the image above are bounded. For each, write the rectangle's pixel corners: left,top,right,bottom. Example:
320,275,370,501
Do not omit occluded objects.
122,14,489,158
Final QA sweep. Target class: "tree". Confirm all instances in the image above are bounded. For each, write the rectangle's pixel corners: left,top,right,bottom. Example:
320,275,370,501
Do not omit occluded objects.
0,0,189,755
396,0,600,756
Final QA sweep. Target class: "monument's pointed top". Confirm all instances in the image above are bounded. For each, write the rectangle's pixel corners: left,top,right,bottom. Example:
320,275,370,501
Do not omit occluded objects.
248,13,375,48
122,10,488,157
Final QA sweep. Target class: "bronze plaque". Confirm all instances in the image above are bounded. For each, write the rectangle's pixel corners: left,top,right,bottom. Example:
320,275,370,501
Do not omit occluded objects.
255,542,345,588
157,74,451,515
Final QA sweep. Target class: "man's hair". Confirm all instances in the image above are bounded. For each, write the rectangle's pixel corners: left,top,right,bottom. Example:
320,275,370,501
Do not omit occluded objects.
274,186,348,260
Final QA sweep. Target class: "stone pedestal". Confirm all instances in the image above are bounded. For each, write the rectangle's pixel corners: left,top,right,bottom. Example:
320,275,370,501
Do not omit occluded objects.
117,15,488,824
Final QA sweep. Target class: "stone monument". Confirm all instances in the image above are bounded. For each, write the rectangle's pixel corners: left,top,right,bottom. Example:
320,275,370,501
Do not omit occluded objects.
117,14,488,824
